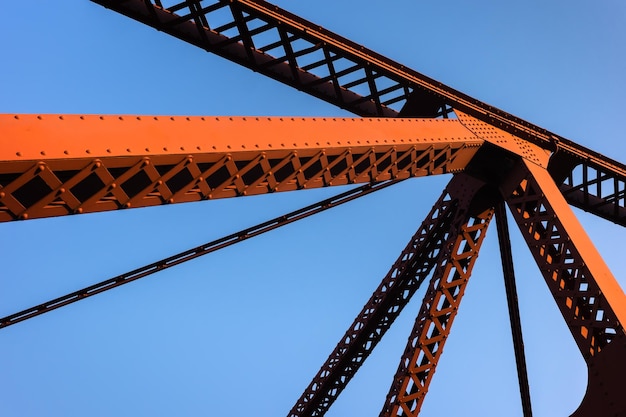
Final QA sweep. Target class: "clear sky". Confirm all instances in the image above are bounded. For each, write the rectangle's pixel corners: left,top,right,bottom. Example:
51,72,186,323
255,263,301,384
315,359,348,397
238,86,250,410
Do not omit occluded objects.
1,1,625,416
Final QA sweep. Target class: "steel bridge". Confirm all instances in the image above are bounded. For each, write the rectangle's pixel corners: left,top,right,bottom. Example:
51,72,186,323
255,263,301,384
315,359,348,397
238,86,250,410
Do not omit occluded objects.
1,1,625,416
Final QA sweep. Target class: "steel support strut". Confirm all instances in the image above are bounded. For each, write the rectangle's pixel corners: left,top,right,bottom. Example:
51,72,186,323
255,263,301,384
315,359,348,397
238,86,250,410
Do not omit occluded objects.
380,174,494,417
504,159,626,415
288,178,461,416
495,202,533,417
91,0,626,226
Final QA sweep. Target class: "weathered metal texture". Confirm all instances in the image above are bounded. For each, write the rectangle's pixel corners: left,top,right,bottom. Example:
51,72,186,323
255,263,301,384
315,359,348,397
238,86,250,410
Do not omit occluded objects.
90,0,626,226
504,159,626,415
380,174,494,417
288,181,459,417
0,114,482,221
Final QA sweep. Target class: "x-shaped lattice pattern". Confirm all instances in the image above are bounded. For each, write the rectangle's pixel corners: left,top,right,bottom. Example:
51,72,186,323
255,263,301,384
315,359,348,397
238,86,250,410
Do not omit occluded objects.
0,144,473,221
381,178,494,417
506,170,622,358
289,185,459,416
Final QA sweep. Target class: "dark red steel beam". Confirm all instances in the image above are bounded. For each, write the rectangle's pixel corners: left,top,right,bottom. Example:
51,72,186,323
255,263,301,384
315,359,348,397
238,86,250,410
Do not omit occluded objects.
494,202,533,417
288,179,460,416
91,0,626,227
381,174,495,417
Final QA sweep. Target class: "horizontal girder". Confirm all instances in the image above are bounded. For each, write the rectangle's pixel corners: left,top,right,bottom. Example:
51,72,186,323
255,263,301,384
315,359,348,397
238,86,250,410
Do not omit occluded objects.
90,0,626,227
0,114,482,221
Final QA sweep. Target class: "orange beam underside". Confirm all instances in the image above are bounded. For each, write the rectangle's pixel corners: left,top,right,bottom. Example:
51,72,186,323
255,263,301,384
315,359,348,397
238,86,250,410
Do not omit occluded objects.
0,114,483,221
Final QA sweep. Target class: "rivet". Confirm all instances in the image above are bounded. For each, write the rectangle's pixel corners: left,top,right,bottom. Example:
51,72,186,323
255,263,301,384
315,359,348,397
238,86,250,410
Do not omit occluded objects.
125,202,132,208
75,208,83,214
20,213,29,220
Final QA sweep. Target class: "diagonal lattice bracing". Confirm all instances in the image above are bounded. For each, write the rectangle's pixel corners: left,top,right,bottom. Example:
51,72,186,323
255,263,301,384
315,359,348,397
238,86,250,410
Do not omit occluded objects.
0,114,481,221
91,0,626,227
505,161,625,357
288,179,461,417
504,160,626,415
380,174,495,417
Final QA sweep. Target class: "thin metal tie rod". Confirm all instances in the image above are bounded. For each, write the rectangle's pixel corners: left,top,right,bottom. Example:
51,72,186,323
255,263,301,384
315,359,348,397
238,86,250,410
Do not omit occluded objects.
495,201,533,417
0,180,400,329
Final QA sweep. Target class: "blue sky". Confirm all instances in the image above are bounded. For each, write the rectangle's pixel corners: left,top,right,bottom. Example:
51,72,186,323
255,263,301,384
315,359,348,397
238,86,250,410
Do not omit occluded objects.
1,1,625,416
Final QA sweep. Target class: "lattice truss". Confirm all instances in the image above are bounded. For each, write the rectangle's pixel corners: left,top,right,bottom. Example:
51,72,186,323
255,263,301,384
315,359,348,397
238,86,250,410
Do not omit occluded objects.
1,0,625,416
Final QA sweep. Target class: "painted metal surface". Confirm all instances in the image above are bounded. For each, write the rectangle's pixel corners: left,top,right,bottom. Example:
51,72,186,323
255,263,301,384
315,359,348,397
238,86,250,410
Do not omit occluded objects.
504,159,626,415
0,114,481,221
1,0,625,415
289,182,459,416
381,174,494,416
90,0,626,226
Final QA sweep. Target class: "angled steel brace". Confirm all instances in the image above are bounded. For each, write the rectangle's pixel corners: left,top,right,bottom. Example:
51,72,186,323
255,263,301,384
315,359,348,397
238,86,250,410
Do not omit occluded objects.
91,0,626,226
504,159,626,416
379,173,495,417
288,177,462,416
0,181,397,329
495,201,533,417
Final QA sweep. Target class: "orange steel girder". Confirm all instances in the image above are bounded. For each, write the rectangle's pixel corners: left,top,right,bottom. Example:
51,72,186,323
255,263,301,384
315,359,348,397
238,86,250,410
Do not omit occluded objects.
286,116,626,415
504,159,626,416
2,1,624,416
0,114,481,222
2,112,626,415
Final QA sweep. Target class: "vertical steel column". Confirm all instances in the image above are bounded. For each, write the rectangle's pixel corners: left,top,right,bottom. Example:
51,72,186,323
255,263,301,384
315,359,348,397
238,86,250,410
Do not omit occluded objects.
380,174,494,417
288,181,461,417
504,160,626,415
495,202,533,417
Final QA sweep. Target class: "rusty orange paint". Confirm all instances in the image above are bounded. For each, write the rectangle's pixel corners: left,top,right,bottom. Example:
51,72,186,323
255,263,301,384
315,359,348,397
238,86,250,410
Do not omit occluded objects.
0,114,483,221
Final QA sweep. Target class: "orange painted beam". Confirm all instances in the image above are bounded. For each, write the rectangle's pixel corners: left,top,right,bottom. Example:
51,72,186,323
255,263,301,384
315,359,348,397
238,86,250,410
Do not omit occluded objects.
0,114,483,221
